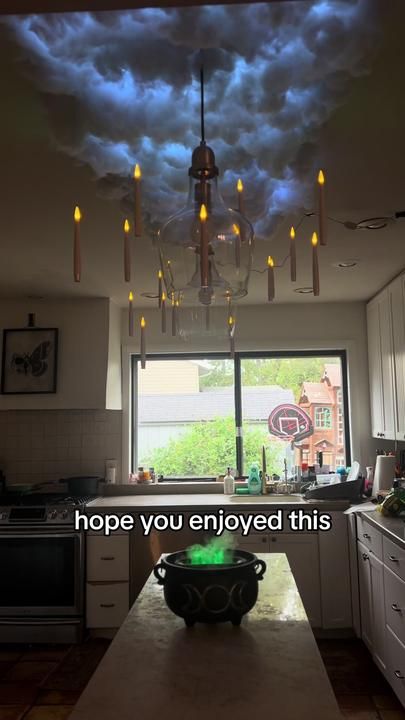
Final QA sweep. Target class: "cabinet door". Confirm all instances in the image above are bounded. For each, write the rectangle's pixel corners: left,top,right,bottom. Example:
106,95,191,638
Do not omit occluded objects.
269,534,321,627
357,541,373,652
390,276,405,440
236,534,269,554
319,512,352,628
369,551,386,674
367,298,384,438
379,289,396,440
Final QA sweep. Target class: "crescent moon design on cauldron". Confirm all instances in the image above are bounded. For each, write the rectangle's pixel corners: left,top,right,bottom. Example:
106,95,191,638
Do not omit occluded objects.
230,582,249,612
181,584,203,615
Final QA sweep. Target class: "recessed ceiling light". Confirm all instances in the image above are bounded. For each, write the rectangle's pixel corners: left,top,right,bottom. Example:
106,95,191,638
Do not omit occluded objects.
294,287,313,294
333,260,359,269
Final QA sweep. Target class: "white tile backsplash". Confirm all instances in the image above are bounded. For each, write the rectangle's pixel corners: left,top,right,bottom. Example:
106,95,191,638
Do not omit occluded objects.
0,409,122,486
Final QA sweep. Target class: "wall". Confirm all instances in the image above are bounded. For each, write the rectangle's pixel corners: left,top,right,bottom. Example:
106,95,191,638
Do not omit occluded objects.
0,409,121,486
122,301,372,471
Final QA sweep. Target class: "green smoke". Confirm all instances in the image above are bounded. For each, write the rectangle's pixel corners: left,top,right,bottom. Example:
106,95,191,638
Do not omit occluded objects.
186,532,235,565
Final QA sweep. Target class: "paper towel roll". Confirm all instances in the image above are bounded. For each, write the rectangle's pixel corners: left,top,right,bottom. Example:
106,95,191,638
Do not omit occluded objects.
373,455,396,495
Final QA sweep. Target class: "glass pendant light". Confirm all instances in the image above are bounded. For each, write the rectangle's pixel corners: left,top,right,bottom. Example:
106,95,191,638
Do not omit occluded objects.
156,65,254,310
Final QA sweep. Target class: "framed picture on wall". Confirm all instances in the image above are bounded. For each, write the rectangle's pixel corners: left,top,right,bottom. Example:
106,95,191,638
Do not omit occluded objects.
1,328,59,394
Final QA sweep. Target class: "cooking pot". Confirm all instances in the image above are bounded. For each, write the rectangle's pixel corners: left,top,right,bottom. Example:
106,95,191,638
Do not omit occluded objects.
154,549,266,626
61,476,103,495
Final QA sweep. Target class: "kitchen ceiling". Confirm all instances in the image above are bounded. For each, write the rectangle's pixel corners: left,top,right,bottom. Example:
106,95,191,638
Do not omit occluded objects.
1,0,405,307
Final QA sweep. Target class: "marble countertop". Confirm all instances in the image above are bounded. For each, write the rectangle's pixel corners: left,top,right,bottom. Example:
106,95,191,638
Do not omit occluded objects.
86,493,350,512
69,553,341,720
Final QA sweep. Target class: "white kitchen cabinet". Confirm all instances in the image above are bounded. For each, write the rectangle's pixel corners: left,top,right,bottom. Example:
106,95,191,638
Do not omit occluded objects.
369,550,387,674
367,289,395,440
86,534,130,631
357,540,374,652
86,582,129,629
386,626,405,707
389,275,405,441
319,512,352,628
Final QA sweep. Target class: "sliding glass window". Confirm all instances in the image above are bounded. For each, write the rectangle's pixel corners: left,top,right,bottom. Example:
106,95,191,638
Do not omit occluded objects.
131,351,350,480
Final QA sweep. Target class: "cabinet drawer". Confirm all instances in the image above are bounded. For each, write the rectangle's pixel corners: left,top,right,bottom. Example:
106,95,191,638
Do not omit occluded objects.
385,566,405,645
386,626,405,707
87,535,129,582
86,582,129,628
357,515,383,559
384,536,405,582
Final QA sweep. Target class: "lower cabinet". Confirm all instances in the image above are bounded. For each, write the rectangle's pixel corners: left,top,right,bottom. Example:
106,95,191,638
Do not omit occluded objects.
86,533,130,630
357,540,386,673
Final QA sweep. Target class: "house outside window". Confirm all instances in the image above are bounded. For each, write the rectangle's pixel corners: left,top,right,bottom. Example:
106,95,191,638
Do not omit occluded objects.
314,406,332,429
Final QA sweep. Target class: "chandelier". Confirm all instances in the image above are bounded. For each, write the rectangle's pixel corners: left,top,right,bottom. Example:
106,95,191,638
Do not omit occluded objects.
71,60,328,365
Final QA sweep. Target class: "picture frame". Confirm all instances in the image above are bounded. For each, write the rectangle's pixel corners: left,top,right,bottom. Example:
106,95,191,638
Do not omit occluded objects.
1,328,59,395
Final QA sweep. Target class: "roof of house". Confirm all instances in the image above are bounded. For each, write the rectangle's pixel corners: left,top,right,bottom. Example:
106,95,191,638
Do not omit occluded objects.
138,386,294,423
322,363,341,388
299,382,332,405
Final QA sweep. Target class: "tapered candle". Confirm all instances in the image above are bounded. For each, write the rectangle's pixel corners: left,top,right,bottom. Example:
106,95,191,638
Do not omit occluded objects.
205,305,210,331
73,205,81,283
228,315,235,358
318,170,326,246
133,163,142,237
171,294,177,337
262,445,267,475
123,218,131,282
161,291,167,334
140,316,146,369
128,291,134,337
233,223,241,269
200,203,209,287
158,270,163,308
312,232,320,296
267,255,275,302
290,225,296,282
237,178,245,215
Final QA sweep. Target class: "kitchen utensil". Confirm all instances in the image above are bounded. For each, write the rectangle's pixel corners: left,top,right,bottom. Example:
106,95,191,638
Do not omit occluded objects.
154,549,266,626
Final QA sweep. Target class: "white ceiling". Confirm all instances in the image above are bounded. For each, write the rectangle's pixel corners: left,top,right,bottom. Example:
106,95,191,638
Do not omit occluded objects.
1,1,405,308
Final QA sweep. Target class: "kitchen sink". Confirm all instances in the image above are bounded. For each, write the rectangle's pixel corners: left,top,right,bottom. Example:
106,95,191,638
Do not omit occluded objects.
229,494,304,503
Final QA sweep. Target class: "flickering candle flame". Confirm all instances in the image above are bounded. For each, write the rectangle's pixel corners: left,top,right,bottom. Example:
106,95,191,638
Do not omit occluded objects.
133,163,142,237
128,291,134,337
312,232,320,296
123,218,131,283
317,169,326,246
158,269,163,309
140,316,146,369
237,178,245,215
73,205,81,282
290,225,296,283
161,291,167,334
267,255,275,302
200,203,209,287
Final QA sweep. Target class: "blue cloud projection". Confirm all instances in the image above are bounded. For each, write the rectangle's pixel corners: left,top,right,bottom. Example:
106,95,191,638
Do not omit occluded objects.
5,1,376,237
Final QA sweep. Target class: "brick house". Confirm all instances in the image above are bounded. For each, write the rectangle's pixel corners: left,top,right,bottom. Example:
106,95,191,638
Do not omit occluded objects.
297,363,345,470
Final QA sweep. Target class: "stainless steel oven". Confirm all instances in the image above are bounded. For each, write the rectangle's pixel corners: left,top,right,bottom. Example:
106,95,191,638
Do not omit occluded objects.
0,497,86,643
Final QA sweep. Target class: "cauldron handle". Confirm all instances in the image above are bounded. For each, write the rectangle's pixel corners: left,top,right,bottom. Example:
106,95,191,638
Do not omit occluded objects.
254,559,266,580
154,563,166,585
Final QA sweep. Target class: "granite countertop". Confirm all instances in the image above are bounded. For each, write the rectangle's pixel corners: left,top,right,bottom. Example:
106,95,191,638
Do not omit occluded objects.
86,493,350,512
69,553,341,720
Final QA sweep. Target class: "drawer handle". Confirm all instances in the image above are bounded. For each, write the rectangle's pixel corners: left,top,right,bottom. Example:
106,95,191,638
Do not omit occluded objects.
389,555,399,562
363,533,371,540
362,553,369,561
100,557,115,561
394,670,405,679
100,603,115,608
270,537,276,543
392,603,402,613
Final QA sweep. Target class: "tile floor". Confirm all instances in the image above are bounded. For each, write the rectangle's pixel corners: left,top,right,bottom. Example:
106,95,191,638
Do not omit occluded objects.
0,638,403,719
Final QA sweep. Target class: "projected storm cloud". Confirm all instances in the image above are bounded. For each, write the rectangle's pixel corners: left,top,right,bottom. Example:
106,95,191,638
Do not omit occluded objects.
5,1,376,237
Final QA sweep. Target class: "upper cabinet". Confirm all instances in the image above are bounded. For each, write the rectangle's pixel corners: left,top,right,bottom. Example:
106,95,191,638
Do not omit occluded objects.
367,275,405,440
367,288,395,439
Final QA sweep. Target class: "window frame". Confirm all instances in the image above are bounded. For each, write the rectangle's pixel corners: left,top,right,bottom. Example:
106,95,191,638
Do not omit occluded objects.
314,405,333,429
130,349,351,478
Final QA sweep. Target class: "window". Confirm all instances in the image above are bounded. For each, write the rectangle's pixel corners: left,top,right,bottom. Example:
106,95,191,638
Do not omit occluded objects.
314,406,332,429
131,351,350,478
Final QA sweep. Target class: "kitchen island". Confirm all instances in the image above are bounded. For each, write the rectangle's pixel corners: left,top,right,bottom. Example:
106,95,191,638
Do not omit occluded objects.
70,553,342,720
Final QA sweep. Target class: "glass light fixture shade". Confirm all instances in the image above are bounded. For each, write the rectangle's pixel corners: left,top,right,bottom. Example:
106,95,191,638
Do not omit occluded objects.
157,172,254,307
176,303,236,342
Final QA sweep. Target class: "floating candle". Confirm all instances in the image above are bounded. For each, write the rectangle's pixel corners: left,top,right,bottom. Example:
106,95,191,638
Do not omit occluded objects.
312,232,320,296
140,316,146,369
128,291,134,337
267,255,275,302
73,205,81,283
318,170,326,246
290,226,296,283
124,219,131,283
200,203,209,288
134,164,142,237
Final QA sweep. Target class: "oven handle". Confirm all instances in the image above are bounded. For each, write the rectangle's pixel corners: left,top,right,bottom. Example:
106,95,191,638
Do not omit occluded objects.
0,619,82,626
0,532,82,539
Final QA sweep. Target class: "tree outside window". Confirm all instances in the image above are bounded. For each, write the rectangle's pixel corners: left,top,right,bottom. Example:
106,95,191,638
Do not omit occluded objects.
314,406,332,429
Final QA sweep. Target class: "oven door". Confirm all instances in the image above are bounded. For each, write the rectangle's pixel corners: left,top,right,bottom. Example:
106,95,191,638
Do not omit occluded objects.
0,528,83,617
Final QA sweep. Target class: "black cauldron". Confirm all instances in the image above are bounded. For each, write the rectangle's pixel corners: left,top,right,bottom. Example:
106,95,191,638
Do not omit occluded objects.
153,549,266,626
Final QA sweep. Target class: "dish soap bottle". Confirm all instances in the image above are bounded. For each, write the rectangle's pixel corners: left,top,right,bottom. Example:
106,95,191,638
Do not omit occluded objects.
223,467,235,495
248,463,262,495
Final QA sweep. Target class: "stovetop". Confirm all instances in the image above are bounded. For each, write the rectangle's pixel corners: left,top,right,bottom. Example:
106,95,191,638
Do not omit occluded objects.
0,492,98,526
